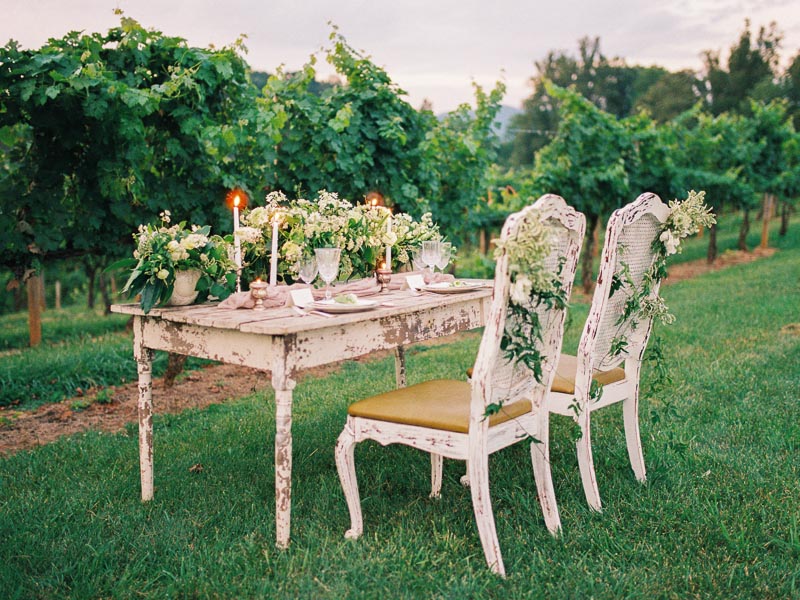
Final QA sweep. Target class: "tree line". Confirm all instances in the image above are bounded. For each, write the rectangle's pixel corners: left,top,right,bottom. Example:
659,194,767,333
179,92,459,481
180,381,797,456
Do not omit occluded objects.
1,15,797,320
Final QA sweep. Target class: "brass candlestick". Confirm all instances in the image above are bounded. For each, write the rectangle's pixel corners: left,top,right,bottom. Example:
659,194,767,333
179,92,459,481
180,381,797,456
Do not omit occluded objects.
375,267,392,292
249,280,269,310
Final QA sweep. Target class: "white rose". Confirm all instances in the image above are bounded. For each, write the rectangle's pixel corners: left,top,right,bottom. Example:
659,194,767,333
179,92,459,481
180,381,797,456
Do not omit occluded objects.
660,230,680,255
156,269,169,280
510,276,532,305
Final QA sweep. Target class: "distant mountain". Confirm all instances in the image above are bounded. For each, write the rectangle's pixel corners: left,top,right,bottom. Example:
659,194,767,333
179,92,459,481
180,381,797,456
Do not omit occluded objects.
493,105,523,140
436,105,522,140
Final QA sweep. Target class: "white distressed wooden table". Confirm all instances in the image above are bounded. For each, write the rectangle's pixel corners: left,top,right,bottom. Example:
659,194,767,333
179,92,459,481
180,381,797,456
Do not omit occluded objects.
111,283,492,548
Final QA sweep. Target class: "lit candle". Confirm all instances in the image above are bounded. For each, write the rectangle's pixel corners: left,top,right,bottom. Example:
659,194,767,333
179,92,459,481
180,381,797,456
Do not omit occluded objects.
233,195,242,292
269,216,279,287
385,212,392,268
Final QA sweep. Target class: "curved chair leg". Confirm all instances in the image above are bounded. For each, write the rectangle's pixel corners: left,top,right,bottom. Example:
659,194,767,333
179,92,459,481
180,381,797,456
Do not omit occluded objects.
530,411,562,534
623,391,646,482
576,410,602,512
430,453,443,498
467,453,505,576
335,419,363,539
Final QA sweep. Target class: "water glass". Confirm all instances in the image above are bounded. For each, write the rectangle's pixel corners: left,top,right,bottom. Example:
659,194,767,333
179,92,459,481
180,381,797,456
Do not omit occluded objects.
420,240,442,275
315,247,341,300
297,256,318,286
435,242,452,273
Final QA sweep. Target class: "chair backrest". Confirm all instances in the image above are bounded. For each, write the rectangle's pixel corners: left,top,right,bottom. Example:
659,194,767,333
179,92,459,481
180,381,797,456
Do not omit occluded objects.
581,192,671,371
471,195,585,422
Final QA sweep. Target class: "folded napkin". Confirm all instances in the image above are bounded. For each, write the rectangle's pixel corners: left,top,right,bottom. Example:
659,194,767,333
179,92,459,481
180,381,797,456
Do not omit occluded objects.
387,270,455,290
219,272,457,310
219,278,383,310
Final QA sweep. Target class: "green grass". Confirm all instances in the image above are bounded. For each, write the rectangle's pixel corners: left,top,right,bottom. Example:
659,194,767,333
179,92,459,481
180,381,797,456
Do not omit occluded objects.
0,305,131,351
1,222,799,597
0,329,214,409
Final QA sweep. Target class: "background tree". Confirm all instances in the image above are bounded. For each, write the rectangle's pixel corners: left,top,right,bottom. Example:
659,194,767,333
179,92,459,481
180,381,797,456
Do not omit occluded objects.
422,82,505,244
532,83,632,292
0,15,278,342
634,70,703,122
703,20,782,115
506,37,665,167
782,52,800,128
262,32,436,214
261,30,504,243
0,16,276,279
671,108,754,261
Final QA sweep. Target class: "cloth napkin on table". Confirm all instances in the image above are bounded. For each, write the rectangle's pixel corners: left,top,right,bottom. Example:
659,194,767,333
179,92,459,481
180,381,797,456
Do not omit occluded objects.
218,278,382,310
218,272,457,310
386,270,455,290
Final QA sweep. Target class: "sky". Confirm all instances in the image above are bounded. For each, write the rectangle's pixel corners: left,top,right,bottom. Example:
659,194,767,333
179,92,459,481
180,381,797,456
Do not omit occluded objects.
2,0,799,113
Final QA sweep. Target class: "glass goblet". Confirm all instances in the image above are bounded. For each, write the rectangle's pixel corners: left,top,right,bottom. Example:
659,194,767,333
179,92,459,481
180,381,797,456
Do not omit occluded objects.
420,240,442,275
297,256,318,286
435,242,452,273
314,247,341,300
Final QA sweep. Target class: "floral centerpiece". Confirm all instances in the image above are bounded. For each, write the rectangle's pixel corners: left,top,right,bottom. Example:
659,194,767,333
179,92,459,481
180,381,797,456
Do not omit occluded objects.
236,190,442,285
111,211,236,314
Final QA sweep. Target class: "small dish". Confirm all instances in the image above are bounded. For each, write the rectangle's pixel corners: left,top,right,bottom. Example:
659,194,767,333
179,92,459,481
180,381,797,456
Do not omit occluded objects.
311,299,379,313
420,281,484,294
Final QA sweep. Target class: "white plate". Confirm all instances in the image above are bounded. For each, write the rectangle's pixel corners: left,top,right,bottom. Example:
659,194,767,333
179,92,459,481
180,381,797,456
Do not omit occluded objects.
420,281,485,294
311,299,379,313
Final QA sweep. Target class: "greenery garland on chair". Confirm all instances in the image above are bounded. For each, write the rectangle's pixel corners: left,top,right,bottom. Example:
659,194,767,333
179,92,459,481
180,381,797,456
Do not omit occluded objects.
605,190,716,365
485,213,568,417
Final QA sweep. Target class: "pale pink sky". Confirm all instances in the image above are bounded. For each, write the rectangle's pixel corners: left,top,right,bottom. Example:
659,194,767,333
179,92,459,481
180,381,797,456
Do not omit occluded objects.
3,0,799,112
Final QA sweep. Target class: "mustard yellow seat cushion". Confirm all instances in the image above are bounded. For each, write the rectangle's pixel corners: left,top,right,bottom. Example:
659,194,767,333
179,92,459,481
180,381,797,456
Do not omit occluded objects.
347,379,532,434
550,354,626,394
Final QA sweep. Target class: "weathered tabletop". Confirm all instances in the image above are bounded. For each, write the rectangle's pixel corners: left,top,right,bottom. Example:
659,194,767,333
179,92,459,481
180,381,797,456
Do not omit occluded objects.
111,282,493,548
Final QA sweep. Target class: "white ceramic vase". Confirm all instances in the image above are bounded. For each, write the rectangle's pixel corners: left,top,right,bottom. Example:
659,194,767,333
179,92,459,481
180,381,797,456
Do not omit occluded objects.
167,269,202,306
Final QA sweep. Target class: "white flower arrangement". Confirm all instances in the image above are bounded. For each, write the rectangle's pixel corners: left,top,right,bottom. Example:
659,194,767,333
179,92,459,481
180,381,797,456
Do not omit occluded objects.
112,211,236,314
237,190,442,284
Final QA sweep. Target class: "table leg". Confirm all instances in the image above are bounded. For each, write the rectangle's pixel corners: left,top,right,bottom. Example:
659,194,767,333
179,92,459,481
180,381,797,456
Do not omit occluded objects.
394,345,407,388
136,347,155,502
272,369,296,549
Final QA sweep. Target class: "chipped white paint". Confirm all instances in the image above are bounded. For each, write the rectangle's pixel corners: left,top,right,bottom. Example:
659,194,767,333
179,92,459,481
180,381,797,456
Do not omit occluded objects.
543,192,670,513
112,285,492,550
335,195,585,576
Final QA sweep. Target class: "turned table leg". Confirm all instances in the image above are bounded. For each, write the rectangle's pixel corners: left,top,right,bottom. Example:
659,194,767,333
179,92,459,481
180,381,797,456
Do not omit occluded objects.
136,347,155,502
272,368,297,549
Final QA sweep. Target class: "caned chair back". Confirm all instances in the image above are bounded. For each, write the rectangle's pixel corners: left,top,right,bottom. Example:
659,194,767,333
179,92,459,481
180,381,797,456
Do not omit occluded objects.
584,192,671,371
472,195,585,421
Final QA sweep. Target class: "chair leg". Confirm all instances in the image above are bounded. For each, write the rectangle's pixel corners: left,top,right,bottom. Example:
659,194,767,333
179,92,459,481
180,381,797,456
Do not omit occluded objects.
467,455,505,577
623,390,647,482
530,411,561,535
335,419,363,539
430,453,443,498
576,410,603,512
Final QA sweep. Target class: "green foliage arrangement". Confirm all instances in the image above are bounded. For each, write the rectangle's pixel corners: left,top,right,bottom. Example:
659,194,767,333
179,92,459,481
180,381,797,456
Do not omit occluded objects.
605,191,716,365
110,211,235,314
494,213,567,387
237,190,441,283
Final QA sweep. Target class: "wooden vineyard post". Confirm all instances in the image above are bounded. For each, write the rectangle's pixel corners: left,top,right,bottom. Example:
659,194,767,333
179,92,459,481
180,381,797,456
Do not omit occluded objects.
27,273,43,347
760,193,773,250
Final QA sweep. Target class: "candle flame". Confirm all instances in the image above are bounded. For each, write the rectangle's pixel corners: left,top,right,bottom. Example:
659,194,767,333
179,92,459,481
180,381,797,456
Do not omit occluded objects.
379,261,386,270
234,195,240,208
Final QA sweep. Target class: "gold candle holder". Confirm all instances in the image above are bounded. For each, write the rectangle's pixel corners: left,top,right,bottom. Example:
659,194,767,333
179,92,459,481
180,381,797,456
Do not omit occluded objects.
375,267,392,292
249,280,269,310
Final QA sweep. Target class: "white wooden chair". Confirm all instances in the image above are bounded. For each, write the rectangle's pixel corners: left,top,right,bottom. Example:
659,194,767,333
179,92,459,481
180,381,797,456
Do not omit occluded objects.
334,195,584,576
538,192,670,518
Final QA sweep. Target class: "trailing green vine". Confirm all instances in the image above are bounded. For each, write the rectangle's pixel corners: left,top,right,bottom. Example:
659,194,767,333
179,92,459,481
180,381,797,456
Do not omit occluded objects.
603,190,716,366
484,213,568,418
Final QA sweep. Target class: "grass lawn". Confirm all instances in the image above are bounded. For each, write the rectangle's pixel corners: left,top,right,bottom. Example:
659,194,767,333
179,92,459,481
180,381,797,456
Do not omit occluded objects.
0,219,798,598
